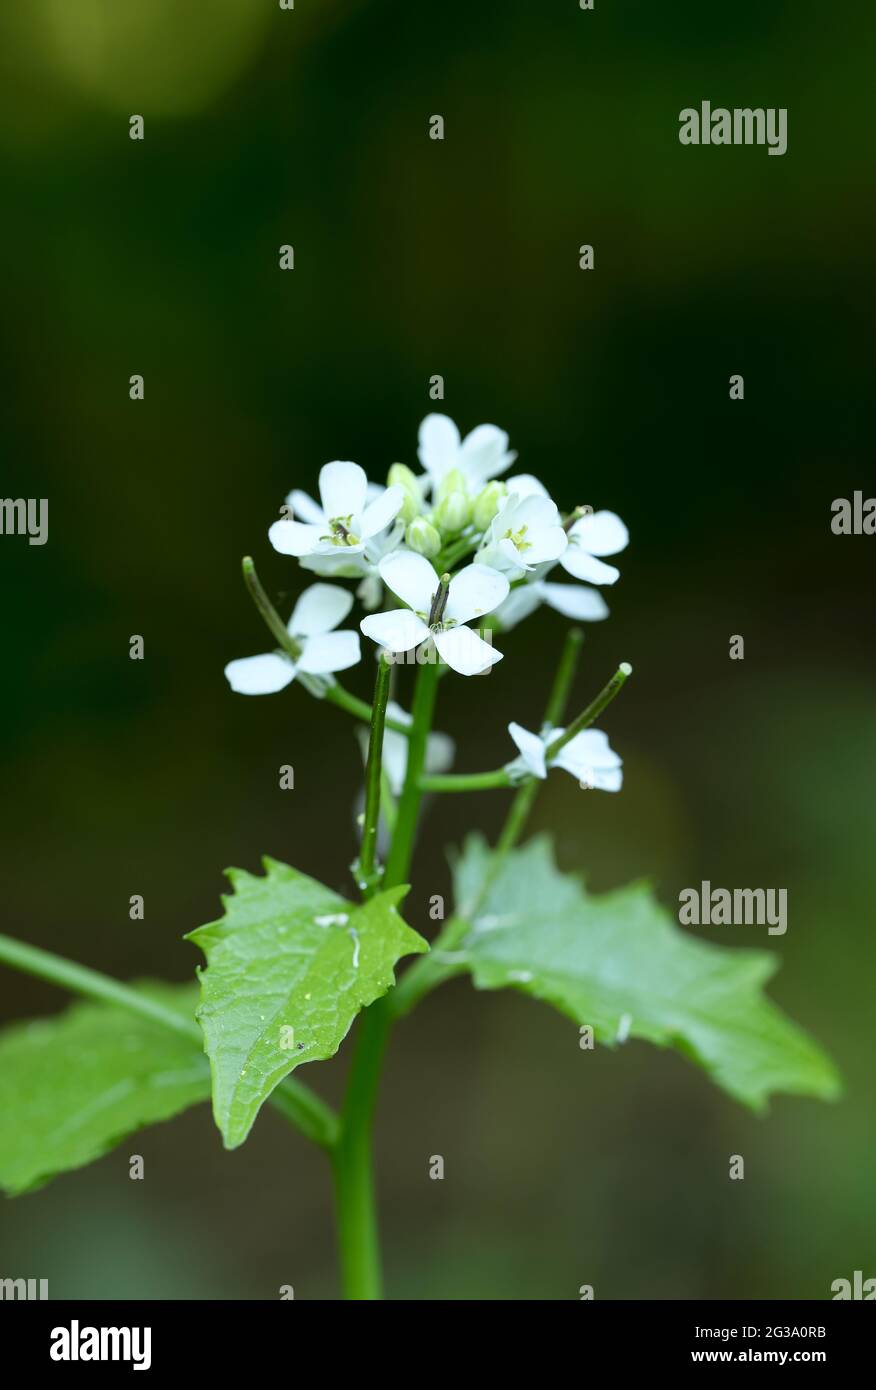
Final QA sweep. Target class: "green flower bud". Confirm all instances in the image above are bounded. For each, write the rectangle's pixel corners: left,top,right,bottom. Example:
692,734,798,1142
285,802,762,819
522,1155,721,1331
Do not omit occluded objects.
472,480,507,531
387,462,423,523
434,490,471,536
435,467,467,505
406,517,441,558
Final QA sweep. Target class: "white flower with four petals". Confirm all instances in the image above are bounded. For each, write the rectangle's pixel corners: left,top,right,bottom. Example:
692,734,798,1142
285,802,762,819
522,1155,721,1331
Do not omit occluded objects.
417,413,517,494
507,722,623,791
478,490,568,579
269,461,403,560
360,550,509,676
225,583,360,695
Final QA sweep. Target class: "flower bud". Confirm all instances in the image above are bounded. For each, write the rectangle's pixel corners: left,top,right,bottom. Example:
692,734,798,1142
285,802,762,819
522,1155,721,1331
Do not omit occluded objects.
387,462,423,523
406,517,441,558
434,490,471,535
435,467,467,505
472,480,507,530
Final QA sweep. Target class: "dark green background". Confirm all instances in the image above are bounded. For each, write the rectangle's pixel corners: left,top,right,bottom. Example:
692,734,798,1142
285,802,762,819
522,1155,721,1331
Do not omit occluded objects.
1,0,873,1299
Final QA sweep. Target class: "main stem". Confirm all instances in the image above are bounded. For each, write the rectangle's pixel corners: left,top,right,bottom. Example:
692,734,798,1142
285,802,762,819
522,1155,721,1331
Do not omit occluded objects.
332,654,440,1299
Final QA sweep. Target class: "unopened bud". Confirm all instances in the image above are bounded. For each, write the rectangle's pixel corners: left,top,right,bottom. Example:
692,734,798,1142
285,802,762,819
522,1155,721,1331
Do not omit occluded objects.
472,480,507,530
434,490,470,535
387,463,423,523
435,467,467,504
406,517,441,558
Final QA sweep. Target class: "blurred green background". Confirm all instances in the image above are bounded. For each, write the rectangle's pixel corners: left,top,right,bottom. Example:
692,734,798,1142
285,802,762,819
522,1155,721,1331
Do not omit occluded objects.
1,0,873,1299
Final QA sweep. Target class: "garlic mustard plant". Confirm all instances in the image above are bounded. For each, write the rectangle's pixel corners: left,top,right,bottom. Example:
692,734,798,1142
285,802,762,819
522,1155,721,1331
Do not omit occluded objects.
0,414,841,1301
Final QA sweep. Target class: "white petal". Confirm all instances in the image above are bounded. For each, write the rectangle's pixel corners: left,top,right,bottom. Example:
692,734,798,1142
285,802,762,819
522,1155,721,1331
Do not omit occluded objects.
417,413,461,481
290,583,353,637
446,563,510,624
425,731,455,774
268,519,325,556
385,700,413,729
300,550,367,580
506,473,549,499
319,461,368,519
525,525,567,565
364,517,405,567
553,728,622,776
378,549,439,614
508,722,547,779
458,424,516,486
537,581,609,621
560,546,621,585
360,608,429,653
381,728,409,796
286,489,325,525
225,653,296,695
570,509,629,557
434,625,503,675
492,538,528,575
555,759,623,792
358,484,404,539
297,629,361,674
590,767,623,792
512,493,561,529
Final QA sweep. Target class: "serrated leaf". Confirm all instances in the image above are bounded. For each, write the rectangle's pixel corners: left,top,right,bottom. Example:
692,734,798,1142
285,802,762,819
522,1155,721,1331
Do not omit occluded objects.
452,834,841,1111
187,857,427,1148
0,983,209,1196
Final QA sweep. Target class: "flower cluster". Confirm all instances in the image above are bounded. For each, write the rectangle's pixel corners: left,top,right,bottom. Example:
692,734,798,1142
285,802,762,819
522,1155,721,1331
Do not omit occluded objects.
225,414,629,788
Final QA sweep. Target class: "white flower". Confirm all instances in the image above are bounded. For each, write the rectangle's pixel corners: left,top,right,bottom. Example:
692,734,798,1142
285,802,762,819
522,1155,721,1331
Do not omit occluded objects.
506,722,623,791
417,413,516,494
360,550,509,676
268,461,403,560
356,701,454,796
225,584,360,695
478,490,567,578
560,510,629,586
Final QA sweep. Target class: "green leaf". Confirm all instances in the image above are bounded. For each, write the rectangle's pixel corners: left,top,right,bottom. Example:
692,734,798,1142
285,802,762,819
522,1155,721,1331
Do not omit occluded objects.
452,835,841,1111
0,983,209,1196
187,857,427,1148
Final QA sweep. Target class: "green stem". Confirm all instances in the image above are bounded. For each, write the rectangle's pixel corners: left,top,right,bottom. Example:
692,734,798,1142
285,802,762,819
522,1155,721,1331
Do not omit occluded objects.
545,661,632,762
543,627,585,728
241,556,410,735
436,531,479,573
322,682,407,736
419,768,511,792
242,555,302,658
332,656,441,1299
0,931,339,1150
357,654,392,897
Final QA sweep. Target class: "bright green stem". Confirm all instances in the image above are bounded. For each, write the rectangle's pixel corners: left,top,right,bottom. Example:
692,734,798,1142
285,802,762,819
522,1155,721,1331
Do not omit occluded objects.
436,531,479,573
419,768,511,792
331,998,392,1299
546,661,632,762
543,626,584,727
357,654,392,897
241,555,410,736
332,656,441,1299
0,931,339,1150
242,555,303,659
